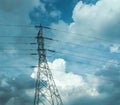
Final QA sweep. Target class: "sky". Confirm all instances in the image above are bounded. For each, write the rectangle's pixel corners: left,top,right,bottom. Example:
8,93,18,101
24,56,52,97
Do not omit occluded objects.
0,0,120,105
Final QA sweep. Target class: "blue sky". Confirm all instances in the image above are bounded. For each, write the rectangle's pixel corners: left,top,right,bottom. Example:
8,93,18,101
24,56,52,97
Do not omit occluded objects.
30,0,99,24
0,0,120,105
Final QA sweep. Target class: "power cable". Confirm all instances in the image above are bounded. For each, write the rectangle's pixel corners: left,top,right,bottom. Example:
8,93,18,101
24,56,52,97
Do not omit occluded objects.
42,25,119,44
0,65,37,68
45,43,120,60
0,23,119,44
0,49,36,51
0,42,37,45
0,24,35,28
44,36,113,55
0,36,35,38
46,49,120,65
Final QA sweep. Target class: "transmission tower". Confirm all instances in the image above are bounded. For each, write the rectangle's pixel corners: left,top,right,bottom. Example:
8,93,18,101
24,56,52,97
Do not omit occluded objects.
34,25,63,105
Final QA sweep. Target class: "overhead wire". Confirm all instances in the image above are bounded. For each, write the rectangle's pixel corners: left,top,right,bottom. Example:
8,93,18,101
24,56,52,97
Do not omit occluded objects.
0,52,37,55
21,49,116,69
0,24,35,28
0,24,119,66
0,24,119,83
0,42,37,45
0,49,36,51
47,55,101,68
0,35,35,38
44,36,120,59
43,25,120,44
46,49,120,65
0,23,119,44
46,45,120,61
0,34,120,57
0,65,37,68
0,48,118,65
0,34,119,62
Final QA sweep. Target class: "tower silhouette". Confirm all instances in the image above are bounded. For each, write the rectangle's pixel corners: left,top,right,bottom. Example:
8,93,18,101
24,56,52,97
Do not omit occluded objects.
34,25,63,105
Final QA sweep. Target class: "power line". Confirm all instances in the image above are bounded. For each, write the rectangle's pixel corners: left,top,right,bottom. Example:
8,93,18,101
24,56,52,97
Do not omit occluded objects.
1,48,116,65
0,36,35,38
18,49,116,68
46,49,120,65
0,46,119,62
42,25,119,44
0,49,36,51
44,36,112,54
0,24,35,28
45,43,120,60
0,35,119,60
0,23,119,44
0,36,54,41
48,56,101,68
1,35,119,57
1,48,118,66
43,36,120,59
47,52,105,68
0,52,37,55
0,24,119,64
0,65,37,68
0,42,37,45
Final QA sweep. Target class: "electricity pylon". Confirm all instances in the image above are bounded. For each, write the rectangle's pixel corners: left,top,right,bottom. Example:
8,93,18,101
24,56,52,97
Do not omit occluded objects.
34,25,63,105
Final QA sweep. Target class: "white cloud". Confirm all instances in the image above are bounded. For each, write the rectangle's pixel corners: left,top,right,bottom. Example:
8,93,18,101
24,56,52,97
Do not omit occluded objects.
110,44,120,53
48,0,120,76
70,0,120,41
50,0,120,44
31,58,100,104
0,0,119,104
50,10,61,18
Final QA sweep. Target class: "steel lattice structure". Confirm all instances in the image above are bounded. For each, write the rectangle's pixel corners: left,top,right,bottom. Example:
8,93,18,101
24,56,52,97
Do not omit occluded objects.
34,25,63,105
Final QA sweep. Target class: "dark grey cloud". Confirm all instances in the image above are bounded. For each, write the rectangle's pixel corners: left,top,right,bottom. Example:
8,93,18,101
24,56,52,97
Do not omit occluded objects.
0,0,37,71
0,0,120,105
96,65,120,99
66,64,120,105
0,0,23,13
101,17,120,42
0,74,35,105
0,0,37,48
0,0,35,14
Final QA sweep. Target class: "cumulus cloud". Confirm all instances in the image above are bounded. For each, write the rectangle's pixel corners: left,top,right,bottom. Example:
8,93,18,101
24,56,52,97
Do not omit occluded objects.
1,59,120,105
1,0,120,105
50,0,120,45
68,60,120,105
48,0,120,73
31,58,101,104
68,61,120,105
71,0,120,41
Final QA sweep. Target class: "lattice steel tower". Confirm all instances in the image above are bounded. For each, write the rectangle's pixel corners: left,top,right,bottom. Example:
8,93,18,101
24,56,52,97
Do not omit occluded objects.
34,25,63,105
